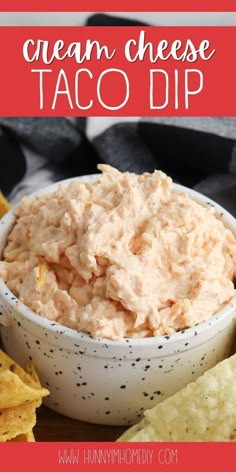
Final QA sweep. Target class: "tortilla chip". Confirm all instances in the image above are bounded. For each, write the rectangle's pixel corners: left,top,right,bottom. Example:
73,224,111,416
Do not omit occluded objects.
0,192,10,218
0,350,49,442
0,370,49,409
25,362,41,386
117,418,149,442
123,423,161,442
0,401,38,442
8,430,35,442
118,354,236,442
24,363,47,408
0,350,40,390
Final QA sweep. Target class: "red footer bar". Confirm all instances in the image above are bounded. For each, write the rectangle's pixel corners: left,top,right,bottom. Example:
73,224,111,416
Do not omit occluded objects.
0,442,235,472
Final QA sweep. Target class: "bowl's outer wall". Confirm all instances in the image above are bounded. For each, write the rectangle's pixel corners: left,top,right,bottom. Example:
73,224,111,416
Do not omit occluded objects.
1,307,236,425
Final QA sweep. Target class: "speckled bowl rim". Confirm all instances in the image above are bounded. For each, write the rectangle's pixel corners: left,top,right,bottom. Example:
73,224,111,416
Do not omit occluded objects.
0,174,236,348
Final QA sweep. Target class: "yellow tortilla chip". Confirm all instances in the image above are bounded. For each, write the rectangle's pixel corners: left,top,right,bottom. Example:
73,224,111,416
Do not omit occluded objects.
0,349,46,390
0,350,49,442
0,192,10,218
25,362,41,386
118,354,236,442
0,370,49,409
8,431,35,442
25,362,47,408
0,401,38,442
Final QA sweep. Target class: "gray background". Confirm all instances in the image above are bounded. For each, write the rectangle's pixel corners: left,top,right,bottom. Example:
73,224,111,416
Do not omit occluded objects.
0,12,236,25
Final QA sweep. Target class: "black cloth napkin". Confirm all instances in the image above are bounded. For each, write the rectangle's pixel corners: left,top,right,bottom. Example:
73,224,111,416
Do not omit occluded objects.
0,14,236,216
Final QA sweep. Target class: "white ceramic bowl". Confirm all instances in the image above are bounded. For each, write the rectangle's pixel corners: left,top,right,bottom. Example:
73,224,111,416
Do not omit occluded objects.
0,176,236,426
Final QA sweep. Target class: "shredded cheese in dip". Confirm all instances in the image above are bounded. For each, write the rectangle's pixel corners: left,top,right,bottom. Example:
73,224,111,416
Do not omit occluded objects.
0,165,235,340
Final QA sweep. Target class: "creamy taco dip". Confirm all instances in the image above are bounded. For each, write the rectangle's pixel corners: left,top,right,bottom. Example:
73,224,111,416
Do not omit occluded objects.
0,165,235,340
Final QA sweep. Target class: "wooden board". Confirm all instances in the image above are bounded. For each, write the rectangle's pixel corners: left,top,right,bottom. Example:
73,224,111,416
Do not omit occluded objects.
35,405,126,442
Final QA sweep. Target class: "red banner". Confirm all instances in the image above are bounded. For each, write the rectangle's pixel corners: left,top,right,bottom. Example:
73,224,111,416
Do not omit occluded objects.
1,1,236,12
0,442,235,472
0,26,235,116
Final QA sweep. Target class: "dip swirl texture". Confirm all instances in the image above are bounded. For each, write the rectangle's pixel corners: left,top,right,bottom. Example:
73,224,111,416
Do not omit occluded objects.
0,165,235,340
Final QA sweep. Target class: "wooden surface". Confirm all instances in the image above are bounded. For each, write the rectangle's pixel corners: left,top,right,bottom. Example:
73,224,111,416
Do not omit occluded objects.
35,405,126,442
